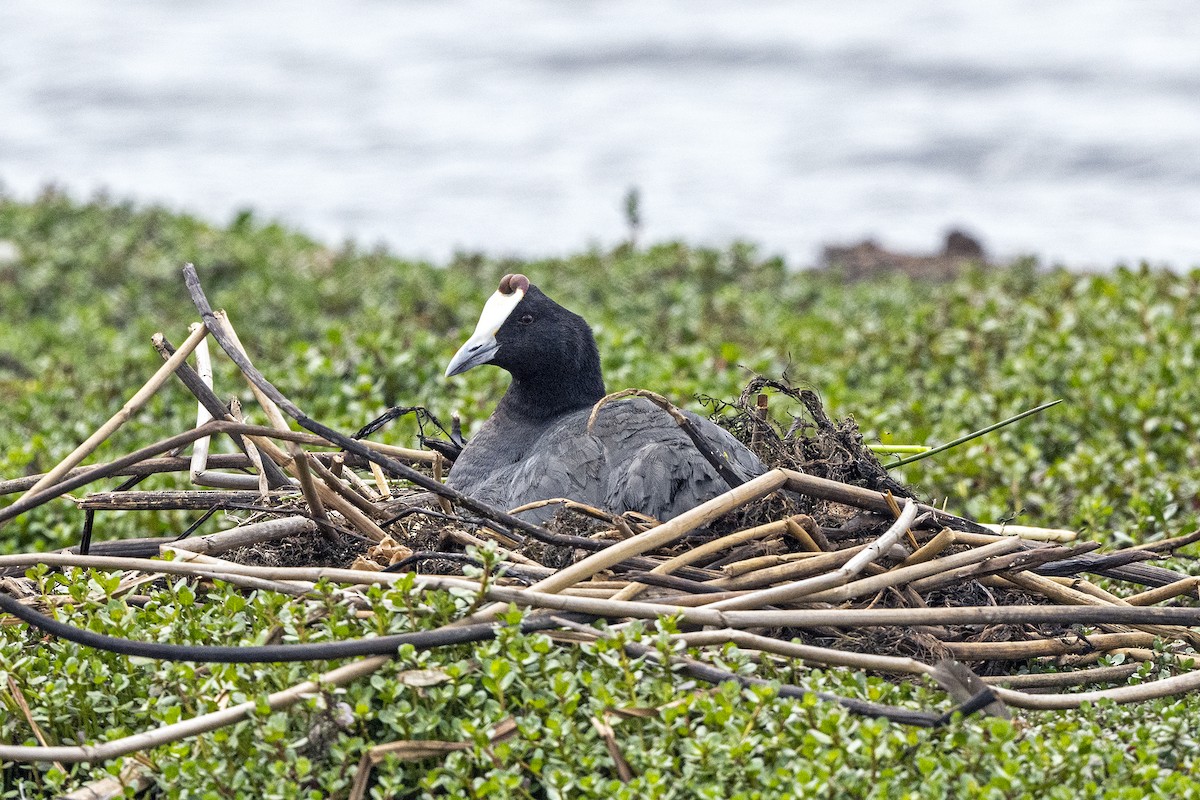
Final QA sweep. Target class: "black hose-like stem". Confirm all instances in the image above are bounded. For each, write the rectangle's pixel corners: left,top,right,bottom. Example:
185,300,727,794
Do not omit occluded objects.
0,589,568,662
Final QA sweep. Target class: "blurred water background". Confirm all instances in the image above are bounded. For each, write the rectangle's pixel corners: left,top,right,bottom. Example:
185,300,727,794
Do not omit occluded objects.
2,1,1198,267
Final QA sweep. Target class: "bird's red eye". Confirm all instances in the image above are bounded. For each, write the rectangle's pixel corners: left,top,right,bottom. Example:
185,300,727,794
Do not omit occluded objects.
519,314,534,325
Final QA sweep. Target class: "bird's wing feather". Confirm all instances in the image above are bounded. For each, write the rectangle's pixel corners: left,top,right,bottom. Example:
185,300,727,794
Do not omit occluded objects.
593,399,766,520
447,399,766,522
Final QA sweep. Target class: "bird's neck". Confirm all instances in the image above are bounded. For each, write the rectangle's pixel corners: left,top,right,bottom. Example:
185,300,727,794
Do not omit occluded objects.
499,369,606,421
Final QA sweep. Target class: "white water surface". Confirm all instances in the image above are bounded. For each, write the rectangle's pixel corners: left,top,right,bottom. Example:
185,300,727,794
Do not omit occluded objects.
2,1,1198,267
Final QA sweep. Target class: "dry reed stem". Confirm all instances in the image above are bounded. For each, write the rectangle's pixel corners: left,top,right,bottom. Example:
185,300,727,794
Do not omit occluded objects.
561,587,622,599
4,324,209,521
979,524,1078,542
432,454,454,515
703,499,917,611
784,516,823,552
179,315,317,490
290,443,331,528
1137,647,1199,668
780,469,983,532
301,469,389,543
178,327,275,491
347,719,519,800
76,489,297,510
218,310,291,433
188,328,214,475
585,388,692,431
0,454,263,496
506,498,629,526
951,531,1016,547
59,762,156,799
166,548,317,596
590,714,636,783
707,546,864,590
359,441,437,464
1003,571,1200,648
1049,576,1129,604
5,675,64,772
0,552,472,593
802,538,1022,605
1126,577,1200,606
639,590,752,607
990,668,1200,710
368,461,392,496
1121,528,1200,553
1105,647,1198,667
980,663,1141,689
717,551,820,579
903,528,957,566
307,454,388,522
339,459,382,501
672,629,932,676
608,517,799,603
904,544,1085,594
0,655,391,764
941,632,1157,660
1004,571,1131,607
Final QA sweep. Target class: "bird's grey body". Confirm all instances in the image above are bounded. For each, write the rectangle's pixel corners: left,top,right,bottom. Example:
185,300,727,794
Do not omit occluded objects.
443,274,767,522
447,397,766,522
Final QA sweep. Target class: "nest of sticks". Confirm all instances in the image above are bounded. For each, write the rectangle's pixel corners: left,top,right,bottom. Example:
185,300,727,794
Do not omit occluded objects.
5,265,1200,755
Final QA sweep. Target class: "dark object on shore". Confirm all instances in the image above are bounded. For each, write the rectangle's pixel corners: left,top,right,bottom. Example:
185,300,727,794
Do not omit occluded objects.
444,274,766,522
822,229,988,281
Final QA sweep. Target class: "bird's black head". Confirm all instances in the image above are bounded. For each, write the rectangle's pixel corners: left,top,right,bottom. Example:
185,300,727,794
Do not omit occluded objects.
445,274,606,419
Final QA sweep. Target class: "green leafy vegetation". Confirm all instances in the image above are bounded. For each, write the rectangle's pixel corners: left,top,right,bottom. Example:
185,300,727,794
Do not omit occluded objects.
2,190,1200,797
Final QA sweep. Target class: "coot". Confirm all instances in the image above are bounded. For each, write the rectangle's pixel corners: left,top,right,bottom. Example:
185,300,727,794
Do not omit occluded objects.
444,274,766,521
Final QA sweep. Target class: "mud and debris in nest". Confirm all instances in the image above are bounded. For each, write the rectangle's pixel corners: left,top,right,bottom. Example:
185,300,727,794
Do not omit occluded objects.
224,523,367,570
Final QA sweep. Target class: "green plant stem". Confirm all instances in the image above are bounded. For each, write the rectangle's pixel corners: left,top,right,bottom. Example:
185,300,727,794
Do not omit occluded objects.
888,400,1063,467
